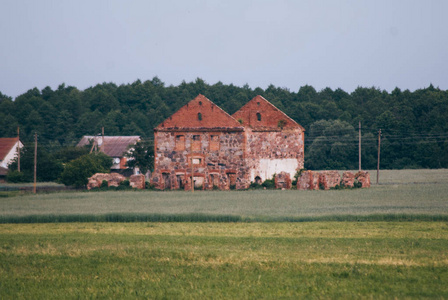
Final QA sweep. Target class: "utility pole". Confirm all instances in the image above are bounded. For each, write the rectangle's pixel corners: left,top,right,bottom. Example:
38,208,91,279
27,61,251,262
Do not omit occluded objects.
358,121,361,171
377,129,382,184
17,127,20,172
33,132,37,194
191,157,194,193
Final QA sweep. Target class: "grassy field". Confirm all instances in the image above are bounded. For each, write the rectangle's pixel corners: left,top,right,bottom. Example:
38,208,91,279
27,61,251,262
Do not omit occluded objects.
1,222,447,298
0,169,447,222
0,170,447,298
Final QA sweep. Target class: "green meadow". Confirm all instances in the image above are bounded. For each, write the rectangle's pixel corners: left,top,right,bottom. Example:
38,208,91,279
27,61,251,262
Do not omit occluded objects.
1,222,448,299
0,169,447,298
1,169,448,223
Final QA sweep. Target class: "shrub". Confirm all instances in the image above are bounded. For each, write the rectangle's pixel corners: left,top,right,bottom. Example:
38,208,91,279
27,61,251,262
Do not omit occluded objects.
249,182,263,189
59,153,112,187
145,181,156,190
6,170,29,183
8,143,63,182
101,180,109,188
331,179,363,190
262,174,276,189
120,180,130,186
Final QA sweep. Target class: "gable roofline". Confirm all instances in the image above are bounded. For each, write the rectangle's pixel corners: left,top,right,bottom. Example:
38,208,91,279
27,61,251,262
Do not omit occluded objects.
0,137,21,161
234,95,305,131
76,136,141,157
154,94,244,131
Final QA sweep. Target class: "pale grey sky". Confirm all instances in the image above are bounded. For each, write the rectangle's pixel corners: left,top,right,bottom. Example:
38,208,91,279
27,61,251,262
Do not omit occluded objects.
1,0,447,98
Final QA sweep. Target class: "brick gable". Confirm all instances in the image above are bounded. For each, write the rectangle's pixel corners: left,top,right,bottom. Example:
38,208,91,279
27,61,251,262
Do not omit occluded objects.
155,94,243,131
232,95,304,130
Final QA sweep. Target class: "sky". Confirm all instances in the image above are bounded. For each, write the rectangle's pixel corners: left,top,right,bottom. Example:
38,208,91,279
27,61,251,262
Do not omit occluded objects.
1,0,447,99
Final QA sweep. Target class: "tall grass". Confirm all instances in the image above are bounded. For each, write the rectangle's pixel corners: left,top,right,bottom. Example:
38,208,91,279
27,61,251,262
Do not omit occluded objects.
1,222,448,298
1,169,447,223
1,213,448,224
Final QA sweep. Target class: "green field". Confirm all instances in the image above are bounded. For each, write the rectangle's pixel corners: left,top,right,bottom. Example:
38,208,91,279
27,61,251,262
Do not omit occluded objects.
0,170,447,298
1,169,447,222
1,222,448,298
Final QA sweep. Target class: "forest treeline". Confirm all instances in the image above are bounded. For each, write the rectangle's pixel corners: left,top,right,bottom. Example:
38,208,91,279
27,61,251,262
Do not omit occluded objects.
1,77,447,170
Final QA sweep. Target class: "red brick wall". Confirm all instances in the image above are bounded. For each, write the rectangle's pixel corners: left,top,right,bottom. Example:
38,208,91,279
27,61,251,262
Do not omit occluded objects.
155,94,242,130
232,95,302,130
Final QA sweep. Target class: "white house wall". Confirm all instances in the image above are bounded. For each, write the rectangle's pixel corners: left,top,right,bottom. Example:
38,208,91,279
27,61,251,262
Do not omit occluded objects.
249,158,299,182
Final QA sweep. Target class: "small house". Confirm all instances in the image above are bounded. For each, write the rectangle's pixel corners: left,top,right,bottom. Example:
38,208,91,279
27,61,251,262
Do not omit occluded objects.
77,136,141,175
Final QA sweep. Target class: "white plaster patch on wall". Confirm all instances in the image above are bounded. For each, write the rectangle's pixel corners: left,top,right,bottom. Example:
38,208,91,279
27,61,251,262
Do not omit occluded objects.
250,158,299,182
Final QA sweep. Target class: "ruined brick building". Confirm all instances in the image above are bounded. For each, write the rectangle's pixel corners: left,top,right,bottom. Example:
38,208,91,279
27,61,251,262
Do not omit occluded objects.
151,94,304,190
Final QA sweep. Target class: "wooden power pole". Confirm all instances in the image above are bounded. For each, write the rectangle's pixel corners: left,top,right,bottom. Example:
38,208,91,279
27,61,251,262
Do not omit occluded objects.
358,121,361,171
17,127,20,172
191,157,194,193
377,129,382,184
33,132,37,194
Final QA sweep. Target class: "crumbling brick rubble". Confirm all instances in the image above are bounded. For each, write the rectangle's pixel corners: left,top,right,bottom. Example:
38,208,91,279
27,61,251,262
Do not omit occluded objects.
297,170,319,190
87,173,126,190
129,174,145,189
318,171,341,190
275,172,292,189
355,171,371,188
342,171,355,188
297,170,370,190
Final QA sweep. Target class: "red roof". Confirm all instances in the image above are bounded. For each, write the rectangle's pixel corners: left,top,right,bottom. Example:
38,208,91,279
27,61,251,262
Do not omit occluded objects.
77,136,140,157
0,137,19,161
155,94,243,131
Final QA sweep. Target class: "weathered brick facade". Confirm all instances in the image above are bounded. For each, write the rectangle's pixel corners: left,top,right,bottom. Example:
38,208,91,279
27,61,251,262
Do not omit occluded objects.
232,95,305,183
151,95,305,190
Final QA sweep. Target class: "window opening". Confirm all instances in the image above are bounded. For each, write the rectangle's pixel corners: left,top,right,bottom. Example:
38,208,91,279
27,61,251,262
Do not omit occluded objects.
198,113,202,121
256,113,261,121
162,173,171,190
192,135,201,151
175,135,185,151
176,175,184,189
210,134,220,151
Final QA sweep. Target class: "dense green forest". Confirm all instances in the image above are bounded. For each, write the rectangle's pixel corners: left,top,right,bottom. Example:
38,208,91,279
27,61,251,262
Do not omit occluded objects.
1,77,447,170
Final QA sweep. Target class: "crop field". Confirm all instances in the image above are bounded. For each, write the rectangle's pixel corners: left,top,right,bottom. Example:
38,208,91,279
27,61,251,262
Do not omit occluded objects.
0,169,447,223
1,222,448,298
0,169,447,298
